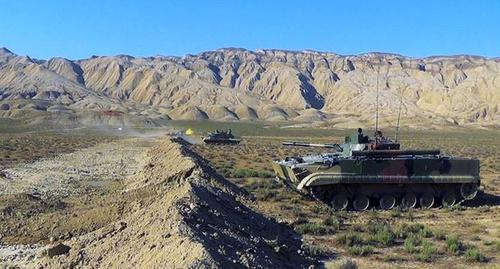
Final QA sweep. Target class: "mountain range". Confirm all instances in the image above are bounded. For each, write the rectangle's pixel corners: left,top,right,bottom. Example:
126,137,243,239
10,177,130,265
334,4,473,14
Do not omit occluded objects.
0,47,498,128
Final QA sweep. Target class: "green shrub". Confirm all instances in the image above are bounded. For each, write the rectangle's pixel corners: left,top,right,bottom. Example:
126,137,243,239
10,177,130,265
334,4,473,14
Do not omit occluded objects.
390,207,402,218
394,223,424,239
348,245,374,256
255,189,278,201
232,169,247,178
295,223,335,235
257,170,274,178
311,204,332,214
406,209,415,222
446,235,463,255
367,221,388,234
336,259,358,269
323,215,342,230
464,248,487,262
419,227,434,238
418,240,438,262
337,232,364,247
483,240,493,246
404,234,420,254
233,168,273,178
368,224,396,246
433,230,446,240
304,244,330,257
289,205,306,218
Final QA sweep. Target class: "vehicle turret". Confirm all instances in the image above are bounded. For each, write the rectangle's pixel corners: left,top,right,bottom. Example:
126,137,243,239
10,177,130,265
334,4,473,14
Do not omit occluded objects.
202,129,241,144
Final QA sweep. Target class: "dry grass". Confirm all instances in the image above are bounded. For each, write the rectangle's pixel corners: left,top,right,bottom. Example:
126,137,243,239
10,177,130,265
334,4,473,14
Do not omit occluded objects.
0,124,498,268
0,133,116,168
193,127,500,268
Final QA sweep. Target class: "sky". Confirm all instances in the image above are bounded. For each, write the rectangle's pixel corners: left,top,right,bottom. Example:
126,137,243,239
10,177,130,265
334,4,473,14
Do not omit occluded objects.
0,0,499,59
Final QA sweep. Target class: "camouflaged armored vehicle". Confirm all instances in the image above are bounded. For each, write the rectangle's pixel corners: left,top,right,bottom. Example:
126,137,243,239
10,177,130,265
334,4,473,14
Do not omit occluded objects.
202,129,241,144
272,129,480,211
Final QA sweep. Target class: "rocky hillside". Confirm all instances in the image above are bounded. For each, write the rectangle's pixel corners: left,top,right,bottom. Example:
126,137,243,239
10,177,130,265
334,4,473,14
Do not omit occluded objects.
0,47,498,127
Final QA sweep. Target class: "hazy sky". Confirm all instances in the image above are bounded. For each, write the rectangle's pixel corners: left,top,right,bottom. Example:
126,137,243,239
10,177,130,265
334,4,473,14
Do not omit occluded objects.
1,0,499,59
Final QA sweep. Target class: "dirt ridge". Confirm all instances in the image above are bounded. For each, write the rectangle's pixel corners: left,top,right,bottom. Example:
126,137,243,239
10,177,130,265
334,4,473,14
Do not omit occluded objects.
38,138,313,268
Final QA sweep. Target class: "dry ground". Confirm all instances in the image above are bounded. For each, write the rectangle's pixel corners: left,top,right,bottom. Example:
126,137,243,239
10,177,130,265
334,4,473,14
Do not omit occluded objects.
0,136,154,247
0,126,498,268
0,133,116,169
0,133,314,268
192,130,500,269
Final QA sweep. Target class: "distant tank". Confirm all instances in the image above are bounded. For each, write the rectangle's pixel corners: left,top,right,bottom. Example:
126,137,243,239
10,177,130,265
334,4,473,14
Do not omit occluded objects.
272,128,480,210
202,129,241,145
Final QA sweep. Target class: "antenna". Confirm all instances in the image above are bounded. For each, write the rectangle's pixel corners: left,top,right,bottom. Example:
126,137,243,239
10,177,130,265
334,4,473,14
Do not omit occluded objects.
375,66,380,141
394,59,412,142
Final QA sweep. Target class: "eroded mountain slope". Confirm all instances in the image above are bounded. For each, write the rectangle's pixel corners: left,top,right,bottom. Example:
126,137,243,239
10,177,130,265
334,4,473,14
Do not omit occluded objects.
0,47,498,126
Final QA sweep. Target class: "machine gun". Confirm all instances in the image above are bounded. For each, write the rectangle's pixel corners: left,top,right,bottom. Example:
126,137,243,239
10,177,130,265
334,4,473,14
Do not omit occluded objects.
282,141,342,151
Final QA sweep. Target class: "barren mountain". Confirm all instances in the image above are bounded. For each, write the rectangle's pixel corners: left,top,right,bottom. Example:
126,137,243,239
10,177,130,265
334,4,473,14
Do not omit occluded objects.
0,47,498,127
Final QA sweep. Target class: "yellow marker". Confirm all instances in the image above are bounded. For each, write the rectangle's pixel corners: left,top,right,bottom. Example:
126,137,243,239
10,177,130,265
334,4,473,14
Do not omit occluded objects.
185,128,194,135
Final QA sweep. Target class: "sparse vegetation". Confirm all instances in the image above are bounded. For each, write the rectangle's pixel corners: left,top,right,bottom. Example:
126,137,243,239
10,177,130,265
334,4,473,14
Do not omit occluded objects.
464,247,487,262
335,259,358,269
419,227,434,238
367,221,396,246
446,235,463,255
394,223,424,238
0,133,116,168
191,127,500,268
323,215,343,230
348,245,375,256
404,234,420,254
433,230,446,241
337,232,364,247
295,222,335,235
304,244,330,257
418,240,439,262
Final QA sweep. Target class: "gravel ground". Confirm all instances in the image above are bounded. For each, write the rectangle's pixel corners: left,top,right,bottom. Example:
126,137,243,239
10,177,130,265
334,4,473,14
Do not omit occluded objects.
0,243,45,268
0,137,155,267
0,138,153,200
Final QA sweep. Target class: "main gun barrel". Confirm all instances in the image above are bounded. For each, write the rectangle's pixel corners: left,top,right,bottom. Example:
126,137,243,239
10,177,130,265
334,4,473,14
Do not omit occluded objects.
282,141,341,149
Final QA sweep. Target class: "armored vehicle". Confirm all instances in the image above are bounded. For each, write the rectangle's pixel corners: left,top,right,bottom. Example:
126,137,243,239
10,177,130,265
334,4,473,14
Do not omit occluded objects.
272,129,480,210
202,129,241,144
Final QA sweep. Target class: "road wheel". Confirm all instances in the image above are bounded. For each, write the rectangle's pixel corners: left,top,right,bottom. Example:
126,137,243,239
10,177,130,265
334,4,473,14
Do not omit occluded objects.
441,192,457,207
353,195,370,211
460,183,479,200
330,193,348,211
379,194,396,210
401,193,417,209
310,187,326,201
419,193,435,209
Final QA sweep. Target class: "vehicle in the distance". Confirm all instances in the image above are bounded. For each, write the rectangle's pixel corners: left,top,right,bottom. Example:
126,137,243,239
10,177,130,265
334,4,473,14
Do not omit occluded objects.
202,129,241,145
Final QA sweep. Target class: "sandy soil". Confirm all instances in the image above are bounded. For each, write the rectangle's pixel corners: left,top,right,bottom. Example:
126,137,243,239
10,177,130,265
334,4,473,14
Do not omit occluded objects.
0,137,314,268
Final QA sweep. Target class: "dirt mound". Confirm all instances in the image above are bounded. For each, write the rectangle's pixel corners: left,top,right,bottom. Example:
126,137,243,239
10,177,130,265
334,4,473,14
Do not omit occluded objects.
39,139,313,268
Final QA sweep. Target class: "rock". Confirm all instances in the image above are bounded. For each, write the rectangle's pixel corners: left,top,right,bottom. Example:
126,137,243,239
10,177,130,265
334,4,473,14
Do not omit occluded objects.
116,221,127,231
46,243,71,257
